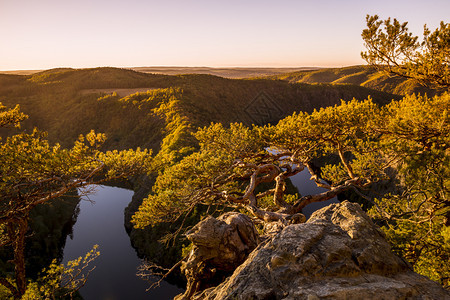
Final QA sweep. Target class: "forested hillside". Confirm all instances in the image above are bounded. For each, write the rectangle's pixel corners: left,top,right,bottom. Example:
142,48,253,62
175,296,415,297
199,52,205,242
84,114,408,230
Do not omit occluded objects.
272,65,443,96
0,67,398,153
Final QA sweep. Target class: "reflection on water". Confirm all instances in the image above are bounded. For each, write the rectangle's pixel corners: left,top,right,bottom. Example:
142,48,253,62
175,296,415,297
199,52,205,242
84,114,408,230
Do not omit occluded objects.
63,185,184,300
289,168,339,217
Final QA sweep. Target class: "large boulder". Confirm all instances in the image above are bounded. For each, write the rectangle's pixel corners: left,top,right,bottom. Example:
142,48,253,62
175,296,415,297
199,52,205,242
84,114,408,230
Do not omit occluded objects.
176,212,259,299
196,201,450,300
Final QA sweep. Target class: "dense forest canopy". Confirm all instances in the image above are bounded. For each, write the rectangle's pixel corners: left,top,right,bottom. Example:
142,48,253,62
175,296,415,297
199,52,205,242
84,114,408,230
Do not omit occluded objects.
0,66,405,151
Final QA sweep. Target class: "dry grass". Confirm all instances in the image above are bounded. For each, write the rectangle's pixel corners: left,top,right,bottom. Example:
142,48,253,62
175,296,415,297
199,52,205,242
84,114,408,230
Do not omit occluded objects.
0,70,43,75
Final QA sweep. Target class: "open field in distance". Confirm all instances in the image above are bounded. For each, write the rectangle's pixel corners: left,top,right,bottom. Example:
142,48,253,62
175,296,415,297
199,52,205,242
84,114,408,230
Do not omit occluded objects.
0,67,320,79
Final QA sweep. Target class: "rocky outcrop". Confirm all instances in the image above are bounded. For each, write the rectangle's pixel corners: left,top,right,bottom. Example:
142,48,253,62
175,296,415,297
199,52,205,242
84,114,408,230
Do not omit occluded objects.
176,212,259,299
193,201,450,300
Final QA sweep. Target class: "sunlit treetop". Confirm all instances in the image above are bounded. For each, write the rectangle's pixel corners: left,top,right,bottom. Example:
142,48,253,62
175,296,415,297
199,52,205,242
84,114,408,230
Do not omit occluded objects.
361,15,449,89
0,103,27,129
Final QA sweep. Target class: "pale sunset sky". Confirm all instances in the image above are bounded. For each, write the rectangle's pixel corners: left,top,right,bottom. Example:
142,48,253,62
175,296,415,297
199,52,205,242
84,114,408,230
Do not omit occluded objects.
0,0,448,70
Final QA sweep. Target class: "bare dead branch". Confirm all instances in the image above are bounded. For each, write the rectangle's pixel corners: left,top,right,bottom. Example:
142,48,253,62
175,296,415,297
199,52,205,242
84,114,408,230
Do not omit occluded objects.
138,255,188,291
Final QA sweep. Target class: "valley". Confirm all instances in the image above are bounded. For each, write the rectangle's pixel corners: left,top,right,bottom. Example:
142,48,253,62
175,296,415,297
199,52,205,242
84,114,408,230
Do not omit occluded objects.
1,65,448,299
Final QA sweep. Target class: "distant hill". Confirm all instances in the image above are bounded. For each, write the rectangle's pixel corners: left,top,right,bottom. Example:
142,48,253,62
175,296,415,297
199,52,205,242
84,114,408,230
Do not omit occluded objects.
271,65,442,96
3,65,441,97
0,66,320,79
0,70,43,75
130,66,320,79
0,67,400,153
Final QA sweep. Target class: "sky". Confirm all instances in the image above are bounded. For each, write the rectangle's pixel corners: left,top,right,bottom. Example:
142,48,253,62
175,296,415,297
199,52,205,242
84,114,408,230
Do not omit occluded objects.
0,0,449,70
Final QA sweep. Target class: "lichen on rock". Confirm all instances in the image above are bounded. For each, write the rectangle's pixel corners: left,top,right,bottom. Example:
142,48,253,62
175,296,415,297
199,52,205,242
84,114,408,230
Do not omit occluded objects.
181,201,450,300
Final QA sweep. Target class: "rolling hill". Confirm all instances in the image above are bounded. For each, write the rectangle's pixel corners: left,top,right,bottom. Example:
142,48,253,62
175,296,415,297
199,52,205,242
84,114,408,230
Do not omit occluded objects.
0,67,399,153
130,66,319,78
270,65,441,96
0,66,319,78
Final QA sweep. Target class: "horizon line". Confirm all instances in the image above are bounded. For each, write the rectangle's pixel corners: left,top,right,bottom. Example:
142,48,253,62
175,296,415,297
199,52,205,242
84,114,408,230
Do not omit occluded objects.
0,64,367,73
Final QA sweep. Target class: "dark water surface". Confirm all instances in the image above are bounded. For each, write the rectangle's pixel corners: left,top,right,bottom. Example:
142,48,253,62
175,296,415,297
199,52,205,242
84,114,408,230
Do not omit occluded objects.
62,185,184,300
289,168,339,217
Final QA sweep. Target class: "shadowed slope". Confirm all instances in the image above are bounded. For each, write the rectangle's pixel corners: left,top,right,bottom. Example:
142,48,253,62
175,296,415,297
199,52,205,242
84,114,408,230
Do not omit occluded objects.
0,67,398,152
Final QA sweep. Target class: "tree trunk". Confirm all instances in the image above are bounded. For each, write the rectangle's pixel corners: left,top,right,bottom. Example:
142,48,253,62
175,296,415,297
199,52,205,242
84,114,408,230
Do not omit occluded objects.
13,218,28,298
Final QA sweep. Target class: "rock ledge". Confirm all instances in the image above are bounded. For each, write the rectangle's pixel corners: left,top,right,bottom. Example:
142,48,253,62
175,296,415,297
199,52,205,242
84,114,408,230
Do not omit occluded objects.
195,201,450,300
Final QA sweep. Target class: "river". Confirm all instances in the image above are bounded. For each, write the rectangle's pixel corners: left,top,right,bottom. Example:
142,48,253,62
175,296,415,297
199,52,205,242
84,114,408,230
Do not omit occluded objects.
62,185,184,300
62,167,335,299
